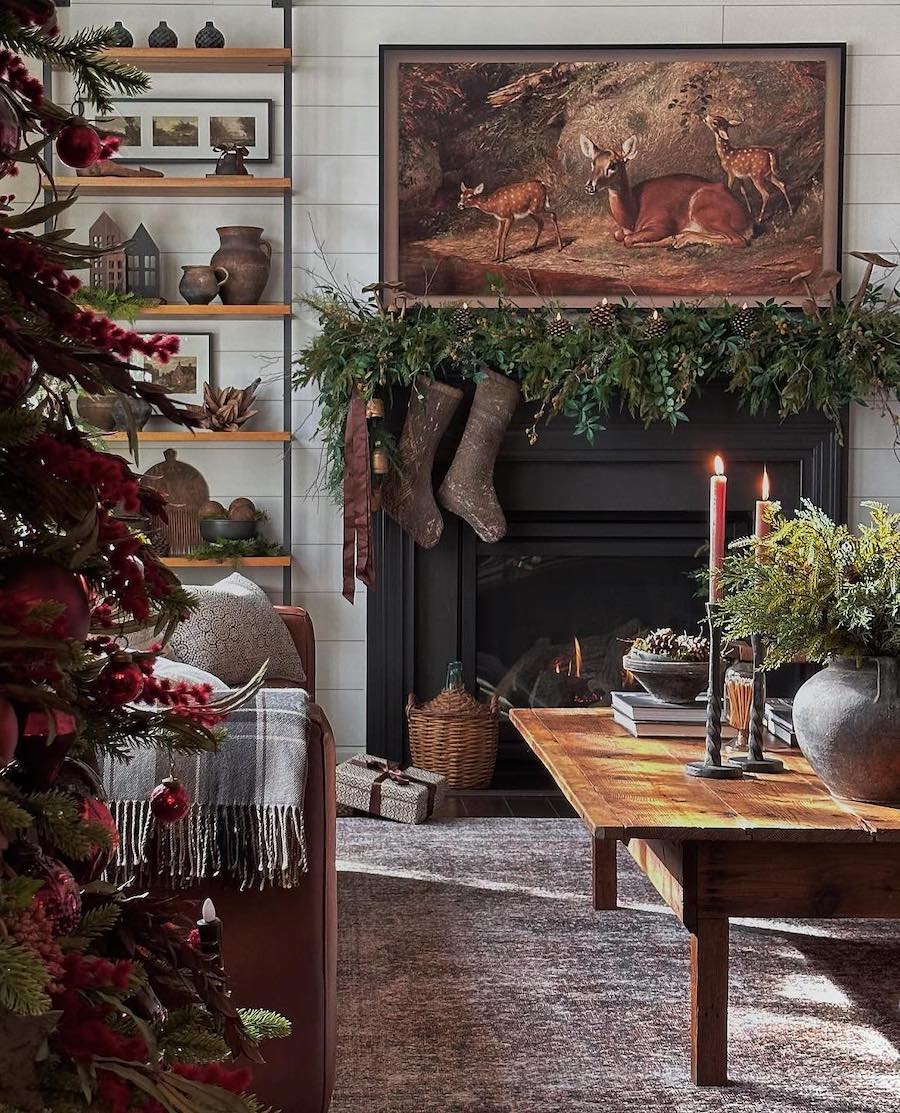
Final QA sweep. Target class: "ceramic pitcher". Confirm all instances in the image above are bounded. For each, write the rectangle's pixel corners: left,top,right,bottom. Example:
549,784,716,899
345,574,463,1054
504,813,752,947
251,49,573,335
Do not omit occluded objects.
210,226,272,305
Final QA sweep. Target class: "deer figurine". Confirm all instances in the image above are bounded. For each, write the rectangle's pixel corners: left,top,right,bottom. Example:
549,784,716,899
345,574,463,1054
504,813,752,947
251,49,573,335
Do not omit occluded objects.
579,134,752,249
704,114,793,222
458,180,563,263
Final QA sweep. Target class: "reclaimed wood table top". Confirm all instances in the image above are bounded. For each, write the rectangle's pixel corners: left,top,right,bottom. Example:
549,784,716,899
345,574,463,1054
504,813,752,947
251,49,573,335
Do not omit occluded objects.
510,707,900,844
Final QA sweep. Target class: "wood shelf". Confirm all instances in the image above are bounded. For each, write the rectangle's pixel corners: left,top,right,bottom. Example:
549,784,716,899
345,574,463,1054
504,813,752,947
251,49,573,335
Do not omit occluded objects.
61,48,292,73
132,304,291,319
47,177,291,197
161,556,291,568
106,431,291,443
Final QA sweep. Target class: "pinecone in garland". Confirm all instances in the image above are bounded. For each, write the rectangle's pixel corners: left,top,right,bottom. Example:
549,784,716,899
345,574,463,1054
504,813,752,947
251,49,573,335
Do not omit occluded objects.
645,309,669,340
452,301,474,338
588,298,617,330
731,302,759,339
547,312,572,341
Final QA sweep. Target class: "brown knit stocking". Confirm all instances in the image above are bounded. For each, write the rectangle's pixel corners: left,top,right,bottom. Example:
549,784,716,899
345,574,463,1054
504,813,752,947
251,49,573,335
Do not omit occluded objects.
437,370,521,543
382,377,463,549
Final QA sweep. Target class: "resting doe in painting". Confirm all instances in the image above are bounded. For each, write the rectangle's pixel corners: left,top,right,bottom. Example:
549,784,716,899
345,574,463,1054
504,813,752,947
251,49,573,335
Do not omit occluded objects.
380,46,845,306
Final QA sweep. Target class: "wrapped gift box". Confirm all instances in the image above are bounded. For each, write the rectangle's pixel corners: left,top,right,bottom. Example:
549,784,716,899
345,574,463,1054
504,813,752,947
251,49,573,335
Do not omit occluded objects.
336,754,446,824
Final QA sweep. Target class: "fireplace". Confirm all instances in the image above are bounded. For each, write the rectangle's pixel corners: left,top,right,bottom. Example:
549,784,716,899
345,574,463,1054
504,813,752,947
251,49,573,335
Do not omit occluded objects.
368,386,845,785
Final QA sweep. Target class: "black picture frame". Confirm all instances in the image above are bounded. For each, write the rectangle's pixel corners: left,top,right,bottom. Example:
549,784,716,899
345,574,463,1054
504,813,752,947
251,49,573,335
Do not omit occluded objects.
380,44,846,307
93,98,274,165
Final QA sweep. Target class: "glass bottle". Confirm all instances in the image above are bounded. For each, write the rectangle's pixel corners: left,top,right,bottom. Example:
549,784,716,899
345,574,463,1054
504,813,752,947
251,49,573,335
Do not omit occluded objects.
445,660,464,691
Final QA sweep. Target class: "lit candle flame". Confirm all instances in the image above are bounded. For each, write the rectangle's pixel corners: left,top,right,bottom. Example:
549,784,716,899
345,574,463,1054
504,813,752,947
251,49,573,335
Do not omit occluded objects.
201,898,217,923
761,466,770,500
714,454,725,476
573,636,583,679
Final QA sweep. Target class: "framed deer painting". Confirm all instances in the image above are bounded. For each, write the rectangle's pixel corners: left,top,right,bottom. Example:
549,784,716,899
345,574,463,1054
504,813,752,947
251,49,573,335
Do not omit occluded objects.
380,44,846,307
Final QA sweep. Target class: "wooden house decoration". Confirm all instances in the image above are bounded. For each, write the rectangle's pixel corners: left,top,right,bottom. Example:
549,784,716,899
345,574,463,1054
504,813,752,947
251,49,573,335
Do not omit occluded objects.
89,211,126,292
125,223,160,299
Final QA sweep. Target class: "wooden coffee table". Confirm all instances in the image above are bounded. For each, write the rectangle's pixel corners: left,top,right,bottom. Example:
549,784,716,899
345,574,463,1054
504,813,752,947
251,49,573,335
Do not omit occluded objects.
510,707,900,1086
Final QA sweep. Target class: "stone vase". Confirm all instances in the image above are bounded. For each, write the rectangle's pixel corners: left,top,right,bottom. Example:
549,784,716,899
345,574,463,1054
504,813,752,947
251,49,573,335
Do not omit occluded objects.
195,21,225,48
148,20,177,48
109,21,134,48
210,226,272,305
179,264,229,305
793,656,900,805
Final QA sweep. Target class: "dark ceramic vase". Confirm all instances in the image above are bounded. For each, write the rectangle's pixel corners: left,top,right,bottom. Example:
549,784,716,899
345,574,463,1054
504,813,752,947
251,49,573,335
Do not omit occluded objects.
793,657,900,805
210,226,272,305
109,21,134,48
148,20,177,48
179,264,229,305
195,21,225,48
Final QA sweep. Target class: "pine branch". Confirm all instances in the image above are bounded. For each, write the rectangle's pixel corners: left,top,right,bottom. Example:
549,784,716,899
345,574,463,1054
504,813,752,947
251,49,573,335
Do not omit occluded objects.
0,940,51,1015
23,791,112,861
61,903,121,953
0,407,43,449
0,794,32,839
236,1009,291,1046
0,22,149,112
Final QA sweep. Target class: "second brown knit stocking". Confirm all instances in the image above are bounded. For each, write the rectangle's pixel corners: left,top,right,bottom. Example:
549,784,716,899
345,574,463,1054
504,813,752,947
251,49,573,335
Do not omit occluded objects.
437,370,521,543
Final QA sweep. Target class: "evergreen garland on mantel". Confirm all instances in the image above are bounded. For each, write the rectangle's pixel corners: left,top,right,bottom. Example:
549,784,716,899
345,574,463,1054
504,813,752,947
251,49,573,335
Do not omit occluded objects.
293,272,900,502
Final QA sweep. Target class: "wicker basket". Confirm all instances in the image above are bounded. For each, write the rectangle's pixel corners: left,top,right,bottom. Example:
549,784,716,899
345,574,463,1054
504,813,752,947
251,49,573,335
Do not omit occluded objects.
406,686,499,790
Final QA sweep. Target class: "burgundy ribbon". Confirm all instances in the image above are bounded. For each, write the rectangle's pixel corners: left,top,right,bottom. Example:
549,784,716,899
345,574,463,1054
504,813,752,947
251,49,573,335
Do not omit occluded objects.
342,392,374,603
351,757,437,817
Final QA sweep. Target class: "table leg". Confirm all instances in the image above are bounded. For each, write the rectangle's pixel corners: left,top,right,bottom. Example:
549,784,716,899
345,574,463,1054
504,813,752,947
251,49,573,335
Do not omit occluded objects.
690,917,729,1086
592,837,617,911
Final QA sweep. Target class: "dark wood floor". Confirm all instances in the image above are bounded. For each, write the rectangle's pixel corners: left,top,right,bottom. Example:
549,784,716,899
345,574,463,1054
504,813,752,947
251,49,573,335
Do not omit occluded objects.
440,792,577,819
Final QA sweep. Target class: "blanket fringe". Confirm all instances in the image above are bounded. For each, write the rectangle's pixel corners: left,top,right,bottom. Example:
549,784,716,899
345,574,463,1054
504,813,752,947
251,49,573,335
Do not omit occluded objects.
109,801,308,891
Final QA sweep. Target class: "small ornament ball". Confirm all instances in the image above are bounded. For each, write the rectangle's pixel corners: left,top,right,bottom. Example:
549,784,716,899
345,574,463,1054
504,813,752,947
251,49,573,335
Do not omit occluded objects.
150,777,191,824
55,121,101,169
34,853,82,933
98,656,145,705
0,556,90,640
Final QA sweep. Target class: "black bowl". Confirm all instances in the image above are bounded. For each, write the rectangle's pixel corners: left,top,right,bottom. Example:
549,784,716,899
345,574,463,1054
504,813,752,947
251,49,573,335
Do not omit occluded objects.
199,518,257,542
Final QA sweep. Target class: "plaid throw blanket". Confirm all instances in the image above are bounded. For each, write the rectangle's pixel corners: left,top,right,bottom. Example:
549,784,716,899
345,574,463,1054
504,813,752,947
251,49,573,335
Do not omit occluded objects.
101,688,309,890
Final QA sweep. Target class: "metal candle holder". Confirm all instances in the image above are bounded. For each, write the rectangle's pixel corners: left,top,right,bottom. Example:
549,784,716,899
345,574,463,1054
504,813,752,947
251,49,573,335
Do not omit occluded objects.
685,602,743,780
728,633,784,774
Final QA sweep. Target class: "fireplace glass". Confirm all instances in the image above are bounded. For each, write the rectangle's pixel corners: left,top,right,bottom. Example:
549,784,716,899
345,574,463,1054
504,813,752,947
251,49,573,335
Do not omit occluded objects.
473,529,710,725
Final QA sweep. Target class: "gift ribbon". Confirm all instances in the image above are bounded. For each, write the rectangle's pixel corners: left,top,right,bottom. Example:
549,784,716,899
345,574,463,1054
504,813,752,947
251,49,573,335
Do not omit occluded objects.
350,757,437,817
342,391,375,604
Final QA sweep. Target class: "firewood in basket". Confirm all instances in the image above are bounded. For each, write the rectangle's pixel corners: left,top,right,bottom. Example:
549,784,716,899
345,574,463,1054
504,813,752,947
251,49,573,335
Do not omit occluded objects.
197,378,262,431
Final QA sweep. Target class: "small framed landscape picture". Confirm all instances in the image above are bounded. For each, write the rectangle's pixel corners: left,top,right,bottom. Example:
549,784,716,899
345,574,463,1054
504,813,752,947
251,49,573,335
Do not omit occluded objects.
95,100,272,164
136,333,212,405
380,45,845,307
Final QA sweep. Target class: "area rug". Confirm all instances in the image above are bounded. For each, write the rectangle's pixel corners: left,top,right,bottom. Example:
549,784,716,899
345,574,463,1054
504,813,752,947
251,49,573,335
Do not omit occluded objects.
333,817,900,1113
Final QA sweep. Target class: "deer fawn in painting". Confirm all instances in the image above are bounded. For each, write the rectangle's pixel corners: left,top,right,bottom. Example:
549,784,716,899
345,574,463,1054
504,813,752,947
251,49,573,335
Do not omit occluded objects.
579,134,752,249
458,180,563,263
704,114,792,222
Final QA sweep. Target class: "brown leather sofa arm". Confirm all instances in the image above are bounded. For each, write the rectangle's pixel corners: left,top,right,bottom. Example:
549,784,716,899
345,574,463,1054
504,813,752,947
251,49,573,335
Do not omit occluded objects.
274,605,316,699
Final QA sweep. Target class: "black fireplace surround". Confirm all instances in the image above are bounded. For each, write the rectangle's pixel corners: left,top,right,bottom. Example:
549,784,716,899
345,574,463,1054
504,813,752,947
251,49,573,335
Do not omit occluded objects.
367,386,845,784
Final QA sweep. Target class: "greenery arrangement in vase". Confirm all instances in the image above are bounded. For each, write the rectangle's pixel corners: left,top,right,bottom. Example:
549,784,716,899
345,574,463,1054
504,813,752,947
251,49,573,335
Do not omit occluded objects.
717,501,900,805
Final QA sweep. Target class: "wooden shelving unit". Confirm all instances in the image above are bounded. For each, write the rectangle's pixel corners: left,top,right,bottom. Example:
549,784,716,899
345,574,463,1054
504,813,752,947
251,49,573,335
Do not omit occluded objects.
105,431,291,443
134,304,291,319
56,48,292,73
161,556,292,568
47,177,292,197
52,1,296,602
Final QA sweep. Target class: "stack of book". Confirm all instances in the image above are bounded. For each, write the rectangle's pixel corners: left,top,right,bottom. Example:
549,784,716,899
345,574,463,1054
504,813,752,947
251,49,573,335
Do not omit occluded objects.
764,698,797,746
611,691,713,738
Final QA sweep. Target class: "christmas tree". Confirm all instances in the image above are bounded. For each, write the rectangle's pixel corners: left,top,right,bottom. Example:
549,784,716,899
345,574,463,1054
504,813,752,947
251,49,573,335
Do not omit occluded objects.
0,6,287,1110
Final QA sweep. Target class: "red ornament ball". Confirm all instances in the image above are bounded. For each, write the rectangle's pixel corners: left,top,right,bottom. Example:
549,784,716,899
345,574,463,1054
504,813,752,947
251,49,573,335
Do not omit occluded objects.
150,777,190,825
55,121,101,169
17,708,79,789
97,658,144,705
0,694,18,767
79,795,119,880
33,853,82,934
0,557,90,640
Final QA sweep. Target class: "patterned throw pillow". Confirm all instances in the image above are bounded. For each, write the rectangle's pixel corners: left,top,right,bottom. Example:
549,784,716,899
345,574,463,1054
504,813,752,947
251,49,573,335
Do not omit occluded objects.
168,573,306,688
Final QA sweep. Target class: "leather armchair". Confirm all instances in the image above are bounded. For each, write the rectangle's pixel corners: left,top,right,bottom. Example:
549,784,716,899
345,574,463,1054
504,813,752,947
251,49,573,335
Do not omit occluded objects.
174,606,336,1113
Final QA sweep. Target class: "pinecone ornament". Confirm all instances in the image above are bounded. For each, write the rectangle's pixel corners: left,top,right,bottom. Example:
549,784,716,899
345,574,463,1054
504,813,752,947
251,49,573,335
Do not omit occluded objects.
645,310,669,340
589,298,617,330
731,302,758,339
644,628,680,657
547,312,572,341
452,301,474,338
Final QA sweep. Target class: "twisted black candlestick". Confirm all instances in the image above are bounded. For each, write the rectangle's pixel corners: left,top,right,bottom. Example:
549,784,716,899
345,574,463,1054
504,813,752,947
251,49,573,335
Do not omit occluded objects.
728,634,784,774
685,603,743,780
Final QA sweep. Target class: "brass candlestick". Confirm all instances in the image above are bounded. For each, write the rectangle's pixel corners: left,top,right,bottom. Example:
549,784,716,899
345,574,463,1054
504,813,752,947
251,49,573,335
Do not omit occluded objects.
729,634,784,773
685,603,743,779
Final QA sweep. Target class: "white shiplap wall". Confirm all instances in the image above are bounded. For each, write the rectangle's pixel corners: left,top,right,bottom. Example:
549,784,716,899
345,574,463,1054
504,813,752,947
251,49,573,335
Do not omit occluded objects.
62,0,899,758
